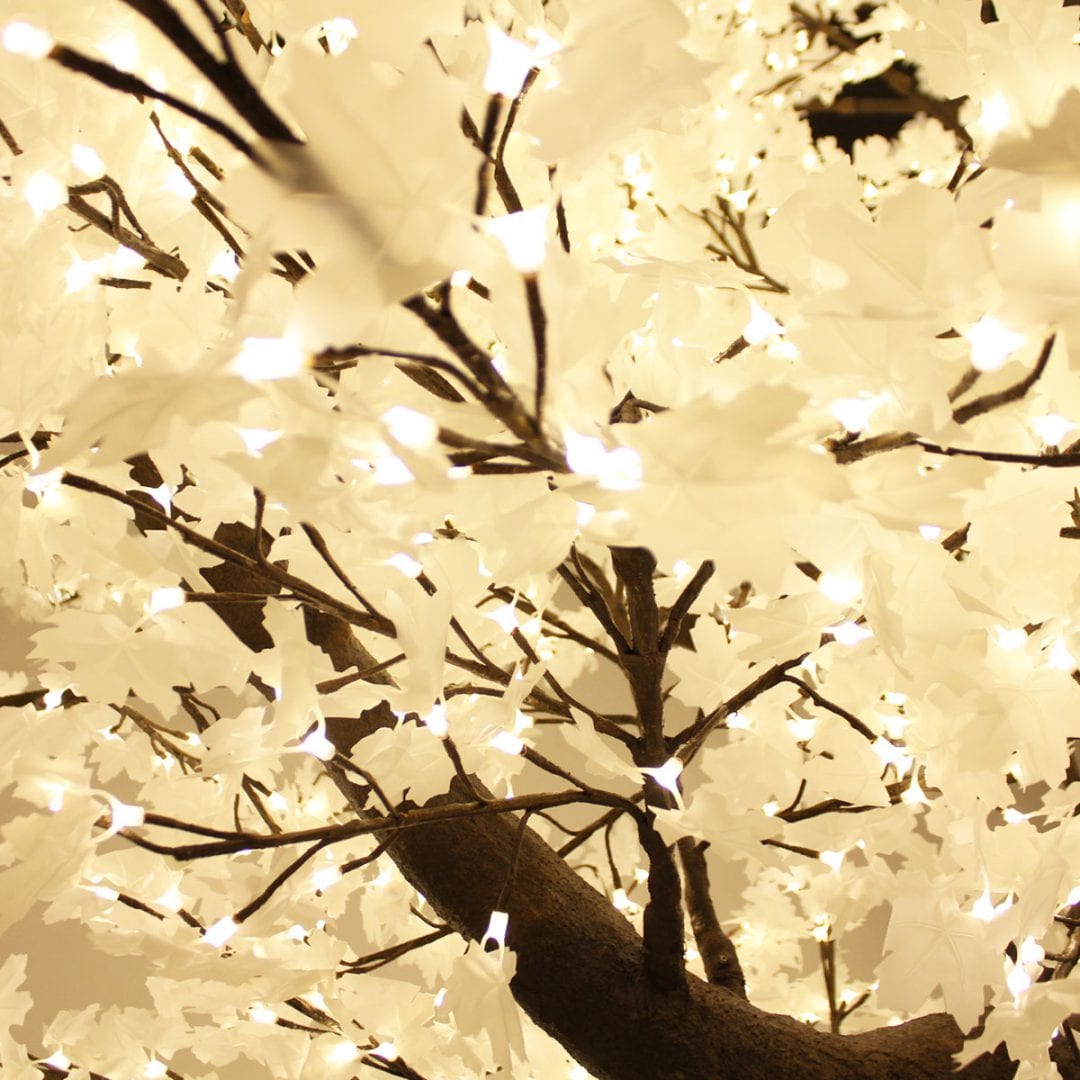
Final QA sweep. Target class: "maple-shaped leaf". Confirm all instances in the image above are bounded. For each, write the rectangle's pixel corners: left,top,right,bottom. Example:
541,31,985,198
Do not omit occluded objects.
39,369,255,469
0,800,99,939
668,616,746,715
956,979,1080,1076
875,880,1000,1031
440,944,525,1075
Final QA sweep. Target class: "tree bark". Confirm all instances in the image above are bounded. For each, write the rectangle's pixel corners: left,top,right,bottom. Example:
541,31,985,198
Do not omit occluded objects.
388,781,1016,1080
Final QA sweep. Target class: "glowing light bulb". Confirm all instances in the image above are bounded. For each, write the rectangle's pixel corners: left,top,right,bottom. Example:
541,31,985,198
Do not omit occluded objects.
3,21,53,58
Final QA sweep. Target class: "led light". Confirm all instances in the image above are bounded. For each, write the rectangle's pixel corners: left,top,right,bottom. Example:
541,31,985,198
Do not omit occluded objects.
147,587,185,614
312,864,341,891
486,603,520,634
320,16,357,55
383,405,438,449
326,1042,358,1065
820,849,845,872
788,715,816,741
818,572,861,605
482,909,509,950
487,206,549,272
99,31,139,71
641,757,683,802
1031,413,1076,447
372,1042,398,1062
71,143,104,176
300,728,336,761
1006,959,1032,1002
108,800,144,831
490,730,524,755
209,249,240,281
992,626,1027,651
563,430,642,491
1047,638,1077,672
249,1004,276,1024
1002,807,1028,825
450,269,472,288
373,454,414,485
386,553,423,578
3,21,53,58
742,301,782,345
232,337,306,381
825,620,873,646
918,524,942,541
831,393,887,434
144,1060,167,1079
23,172,67,213
204,916,238,947
963,316,1024,373
762,800,779,817
421,703,449,738
237,427,282,455
484,25,535,96
978,91,1011,135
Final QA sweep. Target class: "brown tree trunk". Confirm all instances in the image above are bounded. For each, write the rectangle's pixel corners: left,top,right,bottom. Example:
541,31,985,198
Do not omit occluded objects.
389,782,1017,1080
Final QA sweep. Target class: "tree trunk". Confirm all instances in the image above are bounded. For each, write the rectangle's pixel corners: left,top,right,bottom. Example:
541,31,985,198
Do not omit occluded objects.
388,782,1016,1080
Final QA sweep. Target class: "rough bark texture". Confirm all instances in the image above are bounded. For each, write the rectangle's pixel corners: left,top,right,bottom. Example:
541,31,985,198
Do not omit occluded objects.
389,782,1017,1080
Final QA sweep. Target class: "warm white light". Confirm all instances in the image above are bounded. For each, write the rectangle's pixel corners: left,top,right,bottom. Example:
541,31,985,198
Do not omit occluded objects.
484,26,535,96
320,17,358,55
312,864,341,891
147,587,185,614
482,909,509,949
372,1042,398,1062
237,427,282,455
232,337,306,381
762,800,779,817
249,1004,277,1024
818,572,861,605
23,172,67,213
373,454,414,486
421,703,449,738
831,393,887,433
326,1041,358,1065
918,524,942,541
386,552,423,578
742,301,782,345
563,430,642,491
487,206,549,272
1047,637,1077,672
641,757,683,802
383,405,438,449
788,716,816,741
901,772,930,805
486,603,520,634
209,249,240,281
144,1060,167,1079
3,21,53,58
108,800,145,831
820,849,845,872
978,91,1011,135
963,316,1024,373
1031,413,1075,447
71,143,104,176
992,626,1027,651
1002,807,1028,825
826,620,873,646
99,32,139,71
1006,960,1032,1002
300,728,336,761
490,730,524,755
204,916,238,947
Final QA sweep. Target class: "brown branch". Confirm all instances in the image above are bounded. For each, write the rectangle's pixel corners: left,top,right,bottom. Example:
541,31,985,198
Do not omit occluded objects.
677,837,746,996
951,334,1055,425
660,560,715,651
780,676,878,742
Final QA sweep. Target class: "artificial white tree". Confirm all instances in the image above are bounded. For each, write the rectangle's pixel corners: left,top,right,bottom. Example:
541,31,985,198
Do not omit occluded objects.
1,1,1080,1077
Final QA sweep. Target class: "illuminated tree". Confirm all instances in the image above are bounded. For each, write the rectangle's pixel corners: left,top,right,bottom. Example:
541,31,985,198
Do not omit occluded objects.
1,1,1080,1077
